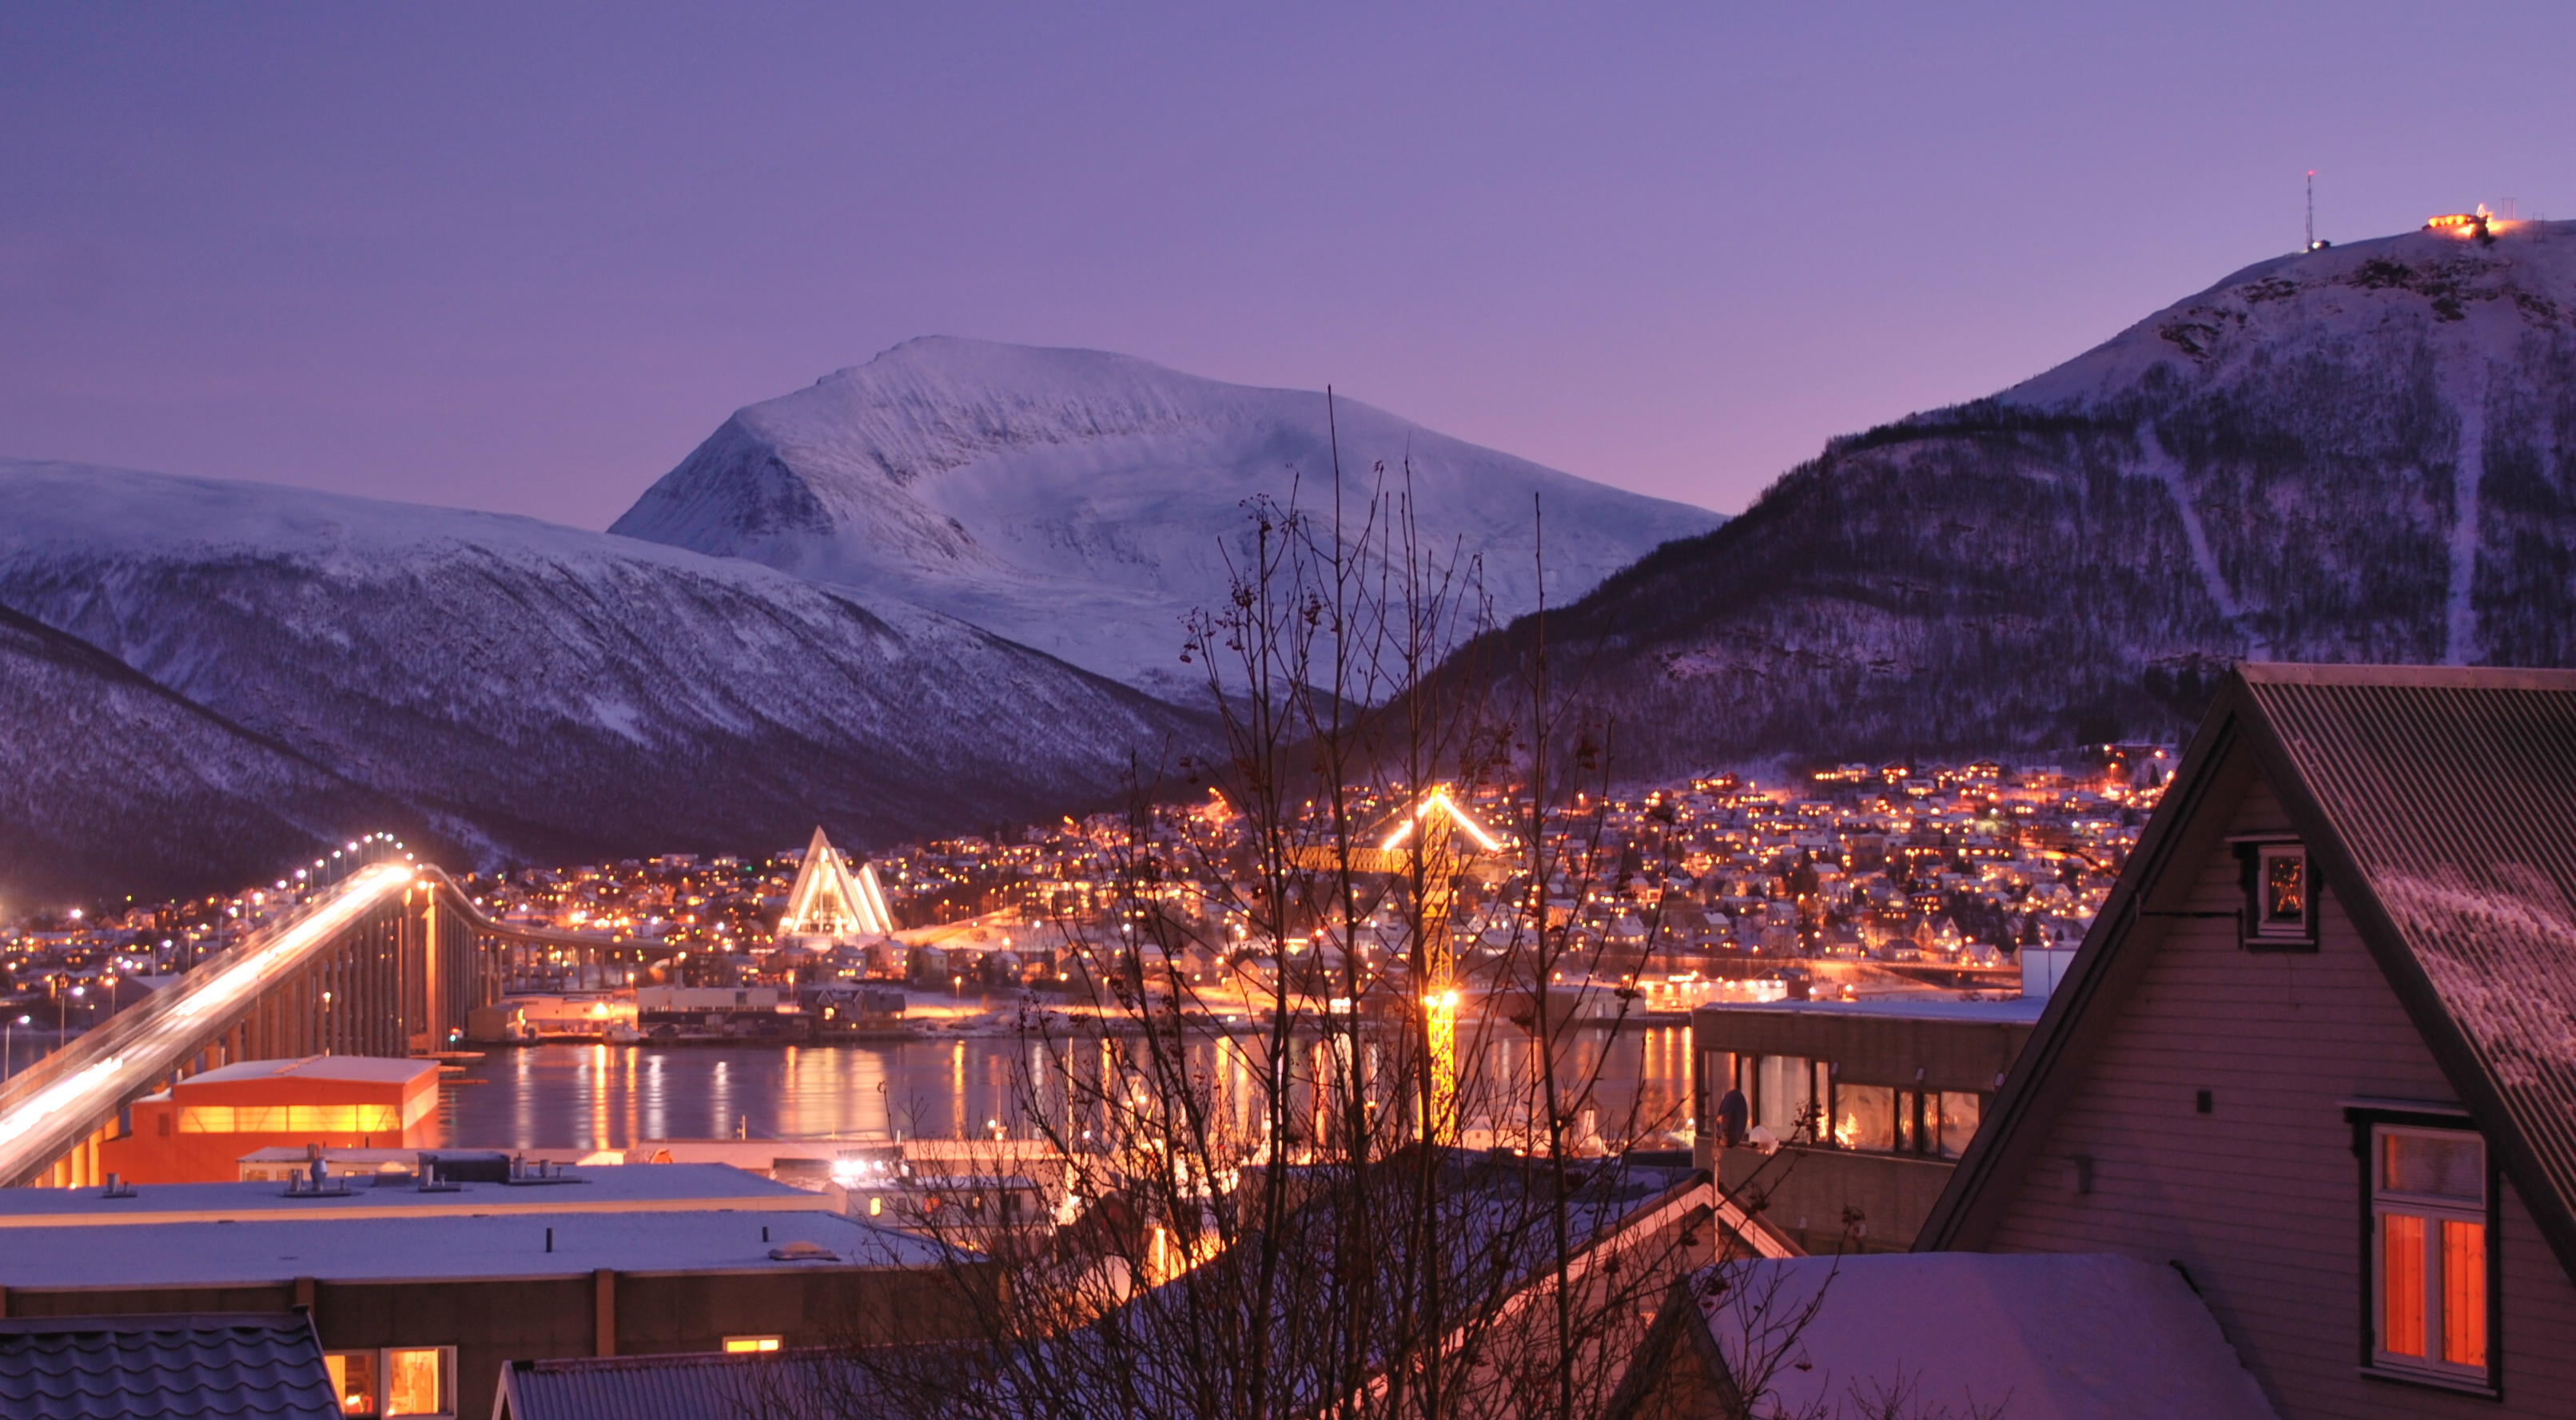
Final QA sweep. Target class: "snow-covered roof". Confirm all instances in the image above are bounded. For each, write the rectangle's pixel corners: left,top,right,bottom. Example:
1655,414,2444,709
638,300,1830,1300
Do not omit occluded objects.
184,1055,437,1088
1693,995,2048,1024
0,1208,947,1289
0,1163,815,1228
1686,1252,2275,1420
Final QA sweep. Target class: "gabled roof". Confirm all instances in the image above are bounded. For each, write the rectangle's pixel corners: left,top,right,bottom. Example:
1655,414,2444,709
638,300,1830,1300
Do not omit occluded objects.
0,1312,339,1420
1919,663,2576,1277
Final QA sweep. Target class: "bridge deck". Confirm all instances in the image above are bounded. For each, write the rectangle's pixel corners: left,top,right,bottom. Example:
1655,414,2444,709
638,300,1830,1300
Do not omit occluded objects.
0,865,416,1186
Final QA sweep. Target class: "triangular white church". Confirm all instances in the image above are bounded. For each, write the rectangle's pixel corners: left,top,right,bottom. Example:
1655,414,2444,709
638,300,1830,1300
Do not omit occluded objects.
779,826,894,938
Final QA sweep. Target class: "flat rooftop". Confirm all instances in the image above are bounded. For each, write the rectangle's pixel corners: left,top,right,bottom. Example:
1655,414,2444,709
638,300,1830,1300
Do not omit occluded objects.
1690,994,2048,1024
0,1163,821,1228
0,1208,950,1289
185,1056,436,1087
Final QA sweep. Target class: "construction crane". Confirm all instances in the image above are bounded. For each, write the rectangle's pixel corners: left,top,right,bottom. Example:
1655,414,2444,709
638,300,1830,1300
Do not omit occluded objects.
1288,786,1503,1143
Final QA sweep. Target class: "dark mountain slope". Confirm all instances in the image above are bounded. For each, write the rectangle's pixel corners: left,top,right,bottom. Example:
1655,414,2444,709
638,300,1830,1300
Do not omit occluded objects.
1444,221,2576,770
0,603,421,907
0,461,1212,899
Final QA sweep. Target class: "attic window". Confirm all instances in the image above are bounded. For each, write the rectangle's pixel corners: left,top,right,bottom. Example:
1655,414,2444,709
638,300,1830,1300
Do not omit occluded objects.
2236,838,2317,949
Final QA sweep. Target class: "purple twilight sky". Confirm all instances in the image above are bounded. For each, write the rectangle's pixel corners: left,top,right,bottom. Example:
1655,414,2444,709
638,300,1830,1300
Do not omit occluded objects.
4,3,2570,528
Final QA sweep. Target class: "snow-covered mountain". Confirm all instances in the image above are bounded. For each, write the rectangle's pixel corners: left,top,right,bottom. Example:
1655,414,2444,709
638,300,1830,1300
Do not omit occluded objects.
1438,220,2576,771
0,460,1211,897
611,338,1722,699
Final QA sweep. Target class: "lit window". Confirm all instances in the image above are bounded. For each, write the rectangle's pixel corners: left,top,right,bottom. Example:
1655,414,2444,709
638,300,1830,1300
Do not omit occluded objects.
1833,1084,1897,1151
2239,840,2317,948
324,1351,378,1417
723,1335,782,1354
1934,1091,1982,1159
384,1346,448,1418
1749,1055,1827,1139
2370,1125,2490,1387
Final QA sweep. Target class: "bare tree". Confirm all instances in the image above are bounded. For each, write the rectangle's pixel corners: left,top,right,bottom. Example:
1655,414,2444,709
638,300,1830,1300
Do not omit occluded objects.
799,401,1748,1419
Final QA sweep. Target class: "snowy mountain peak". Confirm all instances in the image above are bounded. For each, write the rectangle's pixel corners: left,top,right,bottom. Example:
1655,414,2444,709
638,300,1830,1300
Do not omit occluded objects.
613,339,1721,698
756,336,1240,493
2004,219,2576,411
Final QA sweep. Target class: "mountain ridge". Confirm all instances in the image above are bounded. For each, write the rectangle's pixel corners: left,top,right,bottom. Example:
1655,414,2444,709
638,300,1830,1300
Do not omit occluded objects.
611,336,1722,699
1433,220,2576,773
0,459,1212,903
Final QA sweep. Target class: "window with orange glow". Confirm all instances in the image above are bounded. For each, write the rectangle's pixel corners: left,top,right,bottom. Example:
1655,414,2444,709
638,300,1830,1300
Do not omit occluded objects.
176,1103,401,1134
2240,841,2316,946
383,1346,446,1417
324,1351,378,1417
723,1335,782,1353
2370,1124,2490,1386
1833,1084,1897,1152
2443,1219,2487,1369
2379,1214,2426,1358
1747,1054,1825,1138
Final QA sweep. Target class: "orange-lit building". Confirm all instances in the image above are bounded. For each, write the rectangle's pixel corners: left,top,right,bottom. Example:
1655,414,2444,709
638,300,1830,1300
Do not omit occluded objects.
102,1056,440,1183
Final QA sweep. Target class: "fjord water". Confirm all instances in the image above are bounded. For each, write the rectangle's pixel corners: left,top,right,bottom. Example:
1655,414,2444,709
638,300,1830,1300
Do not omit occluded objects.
441,1027,1696,1154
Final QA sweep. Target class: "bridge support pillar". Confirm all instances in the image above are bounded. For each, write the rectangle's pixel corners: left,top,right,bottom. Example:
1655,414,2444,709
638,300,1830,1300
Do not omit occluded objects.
424,897,444,1052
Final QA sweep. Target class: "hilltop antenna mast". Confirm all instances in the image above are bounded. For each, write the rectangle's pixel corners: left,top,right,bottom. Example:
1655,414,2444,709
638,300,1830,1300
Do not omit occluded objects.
2306,170,2315,252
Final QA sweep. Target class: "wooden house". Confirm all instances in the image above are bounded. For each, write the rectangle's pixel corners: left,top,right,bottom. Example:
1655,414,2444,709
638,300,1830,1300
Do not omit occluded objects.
1913,664,2576,1414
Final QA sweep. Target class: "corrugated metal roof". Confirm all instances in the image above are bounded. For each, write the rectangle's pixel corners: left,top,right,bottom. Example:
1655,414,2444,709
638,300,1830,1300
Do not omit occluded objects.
0,1313,338,1420
1917,662,2576,1271
2240,664,2576,1265
498,1350,873,1420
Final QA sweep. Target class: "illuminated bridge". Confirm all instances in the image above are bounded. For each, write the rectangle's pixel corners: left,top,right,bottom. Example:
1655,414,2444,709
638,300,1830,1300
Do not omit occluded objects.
0,856,639,1188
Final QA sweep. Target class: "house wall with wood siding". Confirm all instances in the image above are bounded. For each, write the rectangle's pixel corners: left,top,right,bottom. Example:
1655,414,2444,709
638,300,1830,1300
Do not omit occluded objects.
1982,767,2576,1418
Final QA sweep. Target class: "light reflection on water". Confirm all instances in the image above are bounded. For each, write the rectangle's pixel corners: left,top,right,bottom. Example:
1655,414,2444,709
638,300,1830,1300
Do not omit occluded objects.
443,1026,1695,1153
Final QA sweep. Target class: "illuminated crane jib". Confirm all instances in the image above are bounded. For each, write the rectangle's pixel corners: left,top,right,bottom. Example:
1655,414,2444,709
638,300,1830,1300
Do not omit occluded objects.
1296,786,1502,1144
